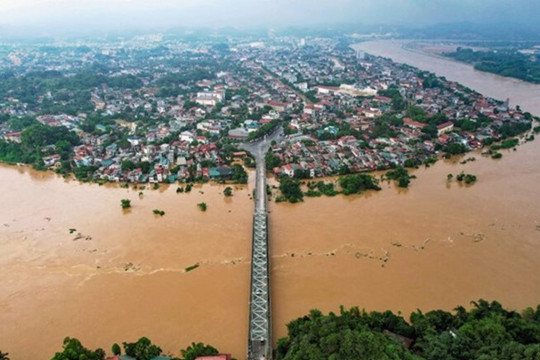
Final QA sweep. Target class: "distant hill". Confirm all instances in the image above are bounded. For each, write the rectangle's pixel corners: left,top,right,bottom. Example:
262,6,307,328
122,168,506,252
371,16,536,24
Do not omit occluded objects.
406,21,540,41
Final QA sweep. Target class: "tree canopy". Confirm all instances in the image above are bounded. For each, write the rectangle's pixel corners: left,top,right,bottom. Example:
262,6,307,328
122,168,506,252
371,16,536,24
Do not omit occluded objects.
180,342,219,360
276,300,540,360
277,175,304,203
338,174,381,195
122,337,162,360
51,337,105,360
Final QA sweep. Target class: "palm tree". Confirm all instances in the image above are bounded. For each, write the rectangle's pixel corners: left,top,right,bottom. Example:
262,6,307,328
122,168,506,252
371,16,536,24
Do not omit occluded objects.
0,351,10,360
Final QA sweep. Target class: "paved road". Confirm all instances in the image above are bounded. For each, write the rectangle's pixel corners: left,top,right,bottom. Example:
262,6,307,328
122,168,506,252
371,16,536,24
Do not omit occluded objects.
242,127,283,210
240,125,284,164
257,63,314,105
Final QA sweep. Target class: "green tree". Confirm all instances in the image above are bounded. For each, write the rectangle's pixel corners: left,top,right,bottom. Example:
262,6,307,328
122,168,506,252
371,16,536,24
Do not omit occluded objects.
197,202,207,211
315,181,339,196
123,337,162,360
121,160,137,172
244,155,256,168
339,174,381,195
422,124,438,139
378,85,406,111
138,161,152,174
121,199,131,209
398,176,411,188
21,124,79,152
275,308,418,360
386,167,412,188
180,342,219,360
247,120,280,140
223,186,233,197
6,115,38,131
232,164,248,184
55,140,72,160
265,151,282,171
277,300,540,360
112,344,121,356
73,165,99,181
51,337,105,360
278,175,304,203
444,143,467,157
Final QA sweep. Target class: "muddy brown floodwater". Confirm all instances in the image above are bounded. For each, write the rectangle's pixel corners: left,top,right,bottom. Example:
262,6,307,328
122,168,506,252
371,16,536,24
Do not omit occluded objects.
2,40,540,359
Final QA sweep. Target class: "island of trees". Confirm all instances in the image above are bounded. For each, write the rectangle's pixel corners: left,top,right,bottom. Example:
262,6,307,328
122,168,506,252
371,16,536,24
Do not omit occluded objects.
444,47,540,84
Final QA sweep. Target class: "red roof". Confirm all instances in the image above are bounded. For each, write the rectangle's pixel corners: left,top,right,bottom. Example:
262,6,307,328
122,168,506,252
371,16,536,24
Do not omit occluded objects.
268,100,287,108
403,118,426,129
317,85,340,91
437,121,454,130
438,134,451,143
195,355,231,360
375,95,392,103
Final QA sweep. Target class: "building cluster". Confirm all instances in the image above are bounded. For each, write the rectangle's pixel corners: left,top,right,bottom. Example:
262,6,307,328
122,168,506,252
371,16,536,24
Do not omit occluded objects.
0,35,532,182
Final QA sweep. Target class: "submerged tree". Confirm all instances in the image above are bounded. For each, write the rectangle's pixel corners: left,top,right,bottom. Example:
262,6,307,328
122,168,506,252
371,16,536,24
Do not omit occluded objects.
197,202,207,211
223,186,233,197
121,199,131,209
112,343,121,356
277,175,304,203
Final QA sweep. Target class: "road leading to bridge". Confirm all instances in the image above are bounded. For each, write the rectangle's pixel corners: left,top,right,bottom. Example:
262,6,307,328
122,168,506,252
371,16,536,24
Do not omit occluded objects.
241,127,283,360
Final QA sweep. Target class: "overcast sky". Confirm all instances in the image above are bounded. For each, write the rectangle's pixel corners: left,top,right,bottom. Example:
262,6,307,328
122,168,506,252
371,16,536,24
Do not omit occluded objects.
0,0,539,34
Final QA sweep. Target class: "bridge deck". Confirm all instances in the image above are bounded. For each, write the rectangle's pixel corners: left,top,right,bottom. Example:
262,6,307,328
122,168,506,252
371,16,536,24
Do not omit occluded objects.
247,152,272,360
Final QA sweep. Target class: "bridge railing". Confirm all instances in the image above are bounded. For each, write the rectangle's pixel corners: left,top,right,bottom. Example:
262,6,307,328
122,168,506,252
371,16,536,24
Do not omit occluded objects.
247,156,272,360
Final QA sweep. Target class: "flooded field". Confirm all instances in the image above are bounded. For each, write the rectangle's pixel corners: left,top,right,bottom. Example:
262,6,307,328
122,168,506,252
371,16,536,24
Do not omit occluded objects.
1,40,540,359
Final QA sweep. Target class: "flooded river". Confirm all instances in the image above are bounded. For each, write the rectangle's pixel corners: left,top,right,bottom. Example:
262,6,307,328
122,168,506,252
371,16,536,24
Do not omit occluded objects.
2,40,540,359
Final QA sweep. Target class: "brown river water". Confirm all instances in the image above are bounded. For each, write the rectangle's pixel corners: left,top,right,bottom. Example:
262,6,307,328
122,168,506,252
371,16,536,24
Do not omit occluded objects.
1,40,540,359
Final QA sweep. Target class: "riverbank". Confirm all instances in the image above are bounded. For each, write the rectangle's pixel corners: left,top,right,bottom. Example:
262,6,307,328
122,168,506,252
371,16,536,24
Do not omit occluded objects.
400,41,540,86
354,40,540,113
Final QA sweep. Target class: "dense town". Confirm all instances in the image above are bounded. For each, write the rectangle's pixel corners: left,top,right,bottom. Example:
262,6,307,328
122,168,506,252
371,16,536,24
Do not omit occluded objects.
0,34,535,184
